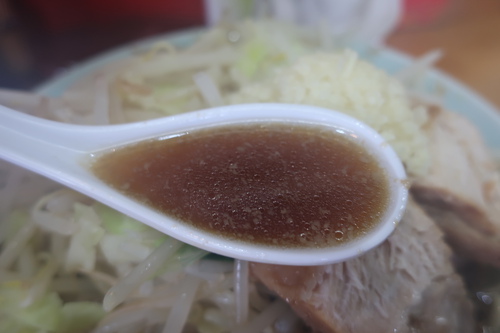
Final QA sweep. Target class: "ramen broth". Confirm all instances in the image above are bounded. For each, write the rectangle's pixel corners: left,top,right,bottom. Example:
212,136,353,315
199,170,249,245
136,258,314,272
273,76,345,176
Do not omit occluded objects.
92,123,390,248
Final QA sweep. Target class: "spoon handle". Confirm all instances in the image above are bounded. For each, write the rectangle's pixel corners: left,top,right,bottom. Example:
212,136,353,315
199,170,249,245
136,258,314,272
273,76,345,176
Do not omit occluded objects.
0,104,93,186
0,103,187,187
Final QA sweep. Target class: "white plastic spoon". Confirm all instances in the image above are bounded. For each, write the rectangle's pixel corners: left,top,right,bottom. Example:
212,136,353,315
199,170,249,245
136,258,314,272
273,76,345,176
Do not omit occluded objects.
0,103,408,265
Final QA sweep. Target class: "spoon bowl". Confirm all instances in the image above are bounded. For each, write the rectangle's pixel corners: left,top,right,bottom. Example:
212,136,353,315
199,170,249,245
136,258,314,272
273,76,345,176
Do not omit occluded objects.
0,103,408,265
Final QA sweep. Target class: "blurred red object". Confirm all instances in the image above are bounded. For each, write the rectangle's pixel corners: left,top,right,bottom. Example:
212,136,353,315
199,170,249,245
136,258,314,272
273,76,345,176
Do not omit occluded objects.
400,0,457,29
1,0,206,84
1,0,459,89
19,0,459,34
21,0,205,32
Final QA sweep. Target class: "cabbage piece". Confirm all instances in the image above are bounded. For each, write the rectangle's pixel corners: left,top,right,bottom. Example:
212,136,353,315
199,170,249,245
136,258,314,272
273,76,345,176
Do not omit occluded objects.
99,231,166,265
64,203,105,272
159,244,209,275
234,22,309,81
94,203,168,265
0,281,63,332
94,203,149,235
0,209,30,249
236,38,269,78
3,210,29,239
59,302,105,333
0,281,104,333
103,238,183,311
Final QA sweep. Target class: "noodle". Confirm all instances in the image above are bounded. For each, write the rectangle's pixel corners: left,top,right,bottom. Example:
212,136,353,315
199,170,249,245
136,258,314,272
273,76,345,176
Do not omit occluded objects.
0,166,23,219
233,300,290,333
30,189,87,236
21,256,57,307
103,238,182,311
234,259,250,324
49,233,69,265
161,275,202,333
92,75,111,125
124,46,238,80
193,71,224,107
84,271,119,295
0,218,36,270
93,308,151,333
17,245,37,279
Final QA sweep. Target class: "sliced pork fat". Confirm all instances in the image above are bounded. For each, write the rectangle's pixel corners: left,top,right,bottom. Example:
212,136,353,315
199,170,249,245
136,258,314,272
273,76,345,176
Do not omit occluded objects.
412,107,500,266
251,200,475,333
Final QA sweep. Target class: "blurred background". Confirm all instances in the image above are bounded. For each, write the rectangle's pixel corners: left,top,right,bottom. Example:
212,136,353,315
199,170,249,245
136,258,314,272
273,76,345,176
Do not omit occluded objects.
0,0,499,108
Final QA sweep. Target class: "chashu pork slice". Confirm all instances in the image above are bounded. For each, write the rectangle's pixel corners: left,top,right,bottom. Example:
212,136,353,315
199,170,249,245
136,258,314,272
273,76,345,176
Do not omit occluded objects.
411,106,500,266
251,200,474,333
